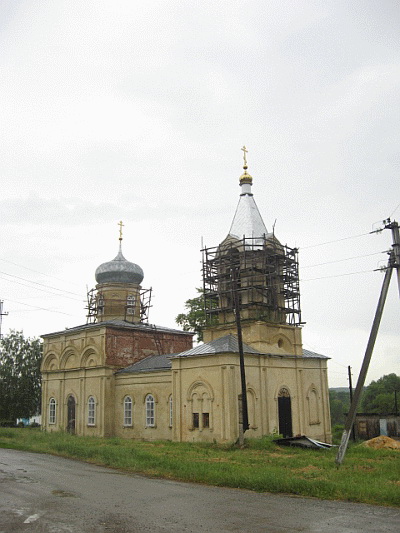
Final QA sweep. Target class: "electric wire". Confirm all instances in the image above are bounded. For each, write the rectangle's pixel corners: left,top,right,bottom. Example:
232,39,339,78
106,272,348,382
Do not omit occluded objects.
389,201,400,219
0,257,82,287
301,250,384,269
0,270,83,298
0,274,84,302
300,231,371,250
301,268,375,282
4,298,77,317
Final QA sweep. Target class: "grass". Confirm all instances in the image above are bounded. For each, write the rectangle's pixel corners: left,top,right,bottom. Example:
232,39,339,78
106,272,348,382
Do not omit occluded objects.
0,429,399,507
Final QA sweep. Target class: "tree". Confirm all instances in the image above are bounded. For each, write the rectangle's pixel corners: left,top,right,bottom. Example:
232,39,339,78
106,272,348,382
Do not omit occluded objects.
0,330,42,423
329,389,350,426
361,373,400,414
175,288,208,342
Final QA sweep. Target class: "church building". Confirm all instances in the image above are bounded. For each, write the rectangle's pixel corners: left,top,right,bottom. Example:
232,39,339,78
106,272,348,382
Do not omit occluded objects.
41,152,332,443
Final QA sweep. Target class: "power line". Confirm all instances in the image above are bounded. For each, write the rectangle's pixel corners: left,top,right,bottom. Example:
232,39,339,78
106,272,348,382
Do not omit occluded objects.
389,202,400,219
0,275,83,302
0,270,83,298
301,268,375,282
0,257,82,287
4,298,77,317
301,250,384,269
300,231,371,250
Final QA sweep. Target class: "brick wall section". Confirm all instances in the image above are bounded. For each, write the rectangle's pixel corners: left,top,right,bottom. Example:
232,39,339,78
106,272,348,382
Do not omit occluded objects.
105,326,193,368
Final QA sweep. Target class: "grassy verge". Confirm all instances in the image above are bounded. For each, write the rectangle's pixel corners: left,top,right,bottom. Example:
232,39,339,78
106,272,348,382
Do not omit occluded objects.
0,429,399,507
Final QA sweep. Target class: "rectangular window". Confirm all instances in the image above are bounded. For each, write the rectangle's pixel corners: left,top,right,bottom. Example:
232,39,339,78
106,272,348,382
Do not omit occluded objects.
202,412,210,428
126,295,135,315
193,413,199,428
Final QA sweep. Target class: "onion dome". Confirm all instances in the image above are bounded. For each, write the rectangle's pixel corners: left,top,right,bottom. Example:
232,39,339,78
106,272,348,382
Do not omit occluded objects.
95,244,144,285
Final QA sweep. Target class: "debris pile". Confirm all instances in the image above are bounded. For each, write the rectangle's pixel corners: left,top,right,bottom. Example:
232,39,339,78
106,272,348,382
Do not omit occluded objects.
362,435,400,450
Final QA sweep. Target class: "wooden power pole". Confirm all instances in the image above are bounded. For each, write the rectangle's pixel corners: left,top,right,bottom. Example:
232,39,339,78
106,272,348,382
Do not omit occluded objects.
336,219,400,466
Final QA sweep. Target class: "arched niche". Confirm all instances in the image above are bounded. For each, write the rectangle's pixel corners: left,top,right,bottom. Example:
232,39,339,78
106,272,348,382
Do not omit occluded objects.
270,333,292,352
42,353,59,371
306,385,320,425
60,349,78,370
81,346,101,368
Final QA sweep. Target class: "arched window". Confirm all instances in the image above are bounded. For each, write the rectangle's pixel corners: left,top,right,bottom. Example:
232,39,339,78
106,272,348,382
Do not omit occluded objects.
169,395,173,427
188,382,213,431
49,398,56,425
124,396,133,426
87,396,96,426
145,394,155,427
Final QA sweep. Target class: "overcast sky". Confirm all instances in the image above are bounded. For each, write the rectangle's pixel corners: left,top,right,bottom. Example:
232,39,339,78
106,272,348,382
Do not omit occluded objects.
0,0,399,388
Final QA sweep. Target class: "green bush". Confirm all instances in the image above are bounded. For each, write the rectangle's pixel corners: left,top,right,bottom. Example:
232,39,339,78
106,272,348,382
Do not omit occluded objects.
0,420,16,428
332,424,344,444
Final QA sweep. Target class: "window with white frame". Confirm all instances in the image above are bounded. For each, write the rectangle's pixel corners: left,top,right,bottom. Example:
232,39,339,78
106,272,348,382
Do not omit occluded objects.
169,395,173,427
145,394,155,427
49,398,56,424
87,396,96,426
126,294,135,315
124,396,133,426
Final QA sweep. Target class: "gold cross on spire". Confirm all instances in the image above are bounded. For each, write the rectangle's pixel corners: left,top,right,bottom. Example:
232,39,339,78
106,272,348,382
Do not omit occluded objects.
241,145,248,168
118,220,124,241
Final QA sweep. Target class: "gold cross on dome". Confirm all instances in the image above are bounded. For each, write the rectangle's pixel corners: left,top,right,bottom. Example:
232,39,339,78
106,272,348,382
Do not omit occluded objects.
118,220,124,241
241,145,248,167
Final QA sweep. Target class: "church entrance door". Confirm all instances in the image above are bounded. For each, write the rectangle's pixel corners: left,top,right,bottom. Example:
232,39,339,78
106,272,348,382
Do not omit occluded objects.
67,395,76,434
278,388,292,438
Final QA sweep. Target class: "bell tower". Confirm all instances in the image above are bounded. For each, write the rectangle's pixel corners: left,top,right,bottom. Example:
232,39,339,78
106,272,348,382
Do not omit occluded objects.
202,148,303,355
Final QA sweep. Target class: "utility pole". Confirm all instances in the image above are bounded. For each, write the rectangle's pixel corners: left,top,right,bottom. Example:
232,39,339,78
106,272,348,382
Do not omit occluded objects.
0,300,8,339
348,366,356,442
231,261,249,445
336,219,399,466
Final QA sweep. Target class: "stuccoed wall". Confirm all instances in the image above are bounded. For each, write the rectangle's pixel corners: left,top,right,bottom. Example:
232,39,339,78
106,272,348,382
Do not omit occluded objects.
171,352,331,443
203,322,303,356
114,371,173,440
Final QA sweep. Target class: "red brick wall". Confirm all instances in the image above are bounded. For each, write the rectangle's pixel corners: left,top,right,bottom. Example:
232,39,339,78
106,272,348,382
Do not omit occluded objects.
105,327,193,368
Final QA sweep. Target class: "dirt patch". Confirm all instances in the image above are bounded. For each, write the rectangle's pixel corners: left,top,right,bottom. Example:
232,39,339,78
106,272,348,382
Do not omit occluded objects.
362,436,400,450
295,465,322,474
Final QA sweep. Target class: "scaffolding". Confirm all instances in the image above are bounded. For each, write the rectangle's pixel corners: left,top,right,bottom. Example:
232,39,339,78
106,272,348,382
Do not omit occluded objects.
202,236,303,327
86,287,153,324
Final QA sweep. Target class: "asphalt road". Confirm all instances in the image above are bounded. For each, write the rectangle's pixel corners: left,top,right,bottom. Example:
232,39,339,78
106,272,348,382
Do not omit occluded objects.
0,448,399,533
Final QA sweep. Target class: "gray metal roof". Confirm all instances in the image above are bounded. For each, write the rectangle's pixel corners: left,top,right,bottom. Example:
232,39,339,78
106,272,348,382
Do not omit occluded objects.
171,334,262,357
41,319,192,338
95,244,144,285
117,336,329,374
229,192,270,243
302,348,329,359
117,352,174,373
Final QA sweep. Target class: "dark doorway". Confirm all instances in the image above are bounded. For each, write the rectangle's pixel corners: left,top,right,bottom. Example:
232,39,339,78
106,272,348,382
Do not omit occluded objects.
67,395,76,434
278,388,292,438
